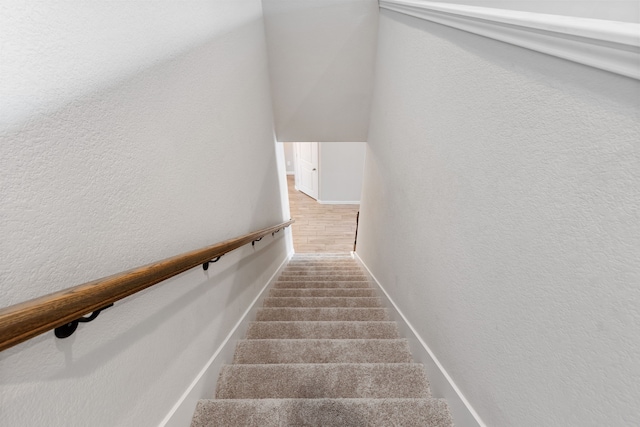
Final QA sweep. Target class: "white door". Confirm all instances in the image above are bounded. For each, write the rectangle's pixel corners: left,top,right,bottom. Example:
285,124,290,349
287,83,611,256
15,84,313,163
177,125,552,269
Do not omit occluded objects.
295,142,319,200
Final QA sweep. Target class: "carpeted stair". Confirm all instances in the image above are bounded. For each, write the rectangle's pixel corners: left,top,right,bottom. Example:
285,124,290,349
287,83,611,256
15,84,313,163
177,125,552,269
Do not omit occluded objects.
191,254,453,426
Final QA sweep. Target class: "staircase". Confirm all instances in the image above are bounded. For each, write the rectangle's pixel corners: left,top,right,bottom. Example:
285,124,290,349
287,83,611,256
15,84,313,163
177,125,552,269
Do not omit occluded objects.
191,254,453,426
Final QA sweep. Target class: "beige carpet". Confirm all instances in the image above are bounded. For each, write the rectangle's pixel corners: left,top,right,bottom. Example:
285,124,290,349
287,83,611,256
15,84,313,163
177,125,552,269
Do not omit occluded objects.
191,254,454,426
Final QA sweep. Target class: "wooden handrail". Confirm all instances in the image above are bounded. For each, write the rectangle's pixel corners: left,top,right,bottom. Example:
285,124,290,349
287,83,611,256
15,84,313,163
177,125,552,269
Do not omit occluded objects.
0,219,294,352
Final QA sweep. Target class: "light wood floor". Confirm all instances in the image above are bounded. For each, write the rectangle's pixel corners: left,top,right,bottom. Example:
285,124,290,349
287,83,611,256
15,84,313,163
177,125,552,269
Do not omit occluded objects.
287,175,359,253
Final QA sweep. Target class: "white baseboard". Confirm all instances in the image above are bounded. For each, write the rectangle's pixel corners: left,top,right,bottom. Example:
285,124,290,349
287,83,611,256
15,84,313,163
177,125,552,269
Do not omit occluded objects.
286,171,295,175
353,252,487,427
318,200,360,205
159,255,291,427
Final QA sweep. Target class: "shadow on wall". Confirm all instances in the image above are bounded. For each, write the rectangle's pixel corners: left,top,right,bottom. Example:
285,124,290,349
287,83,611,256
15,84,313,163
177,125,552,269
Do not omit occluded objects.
0,15,277,307
0,14,290,427
0,238,288,426
383,9,639,112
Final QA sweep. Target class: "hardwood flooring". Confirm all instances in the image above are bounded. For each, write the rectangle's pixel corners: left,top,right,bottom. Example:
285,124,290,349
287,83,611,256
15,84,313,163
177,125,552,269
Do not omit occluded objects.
287,175,359,253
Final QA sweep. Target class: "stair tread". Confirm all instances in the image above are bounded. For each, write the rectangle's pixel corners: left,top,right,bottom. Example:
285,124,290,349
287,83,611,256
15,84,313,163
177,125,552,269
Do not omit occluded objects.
281,265,364,274
280,271,365,276
256,307,389,321
291,254,354,258
191,398,453,427
289,260,355,264
278,276,367,282
274,281,371,288
246,321,400,339
215,363,431,399
287,261,358,265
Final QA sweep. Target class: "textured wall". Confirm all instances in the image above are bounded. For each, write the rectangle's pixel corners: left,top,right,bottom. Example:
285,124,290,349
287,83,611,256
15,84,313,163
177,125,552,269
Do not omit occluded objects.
319,142,366,203
0,1,289,426
262,0,378,142
283,142,296,174
357,9,640,427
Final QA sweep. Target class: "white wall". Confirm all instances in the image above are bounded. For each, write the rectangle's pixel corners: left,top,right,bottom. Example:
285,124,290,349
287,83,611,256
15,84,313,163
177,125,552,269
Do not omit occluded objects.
282,142,296,174
415,0,640,23
0,1,289,426
357,8,640,427
319,142,366,203
262,0,378,142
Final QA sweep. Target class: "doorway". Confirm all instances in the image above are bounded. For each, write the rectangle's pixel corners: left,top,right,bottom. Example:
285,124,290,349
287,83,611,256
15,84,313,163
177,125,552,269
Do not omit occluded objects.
283,142,364,253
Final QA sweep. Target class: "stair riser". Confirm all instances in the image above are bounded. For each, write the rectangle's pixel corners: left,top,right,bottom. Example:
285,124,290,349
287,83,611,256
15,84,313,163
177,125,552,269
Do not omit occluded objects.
256,308,389,321
282,266,364,274
216,364,431,399
281,271,364,276
233,339,413,364
280,270,365,275
285,263,362,271
291,255,353,259
263,297,382,308
245,322,400,339
269,288,377,297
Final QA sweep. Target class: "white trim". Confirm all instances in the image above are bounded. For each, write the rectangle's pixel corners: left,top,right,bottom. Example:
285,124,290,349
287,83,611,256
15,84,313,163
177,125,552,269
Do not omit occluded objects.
159,255,291,427
318,199,361,205
353,252,487,427
286,171,295,176
379,0,640,80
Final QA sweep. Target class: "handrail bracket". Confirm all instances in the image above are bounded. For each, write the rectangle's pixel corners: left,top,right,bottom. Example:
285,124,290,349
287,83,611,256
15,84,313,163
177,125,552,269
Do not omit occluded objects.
54,303,114,339
202,256,222,271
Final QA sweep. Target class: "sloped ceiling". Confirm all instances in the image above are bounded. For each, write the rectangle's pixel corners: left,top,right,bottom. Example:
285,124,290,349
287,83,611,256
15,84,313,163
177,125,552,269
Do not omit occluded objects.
262,0,379,142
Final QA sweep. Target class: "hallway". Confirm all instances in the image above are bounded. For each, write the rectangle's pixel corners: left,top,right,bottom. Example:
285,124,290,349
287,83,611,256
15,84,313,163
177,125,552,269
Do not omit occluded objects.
287,176,359,253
